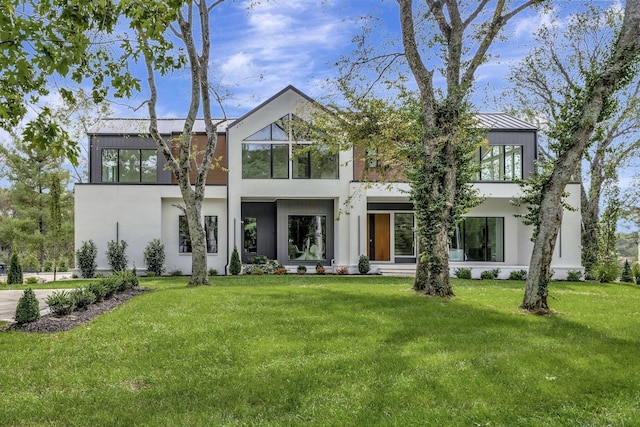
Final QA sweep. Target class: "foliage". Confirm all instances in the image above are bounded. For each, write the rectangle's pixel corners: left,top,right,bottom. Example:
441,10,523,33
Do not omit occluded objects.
454,268,472,280
208,268,218,276
100,276,120,299
14,288,40,324
116,270,139,291
46,290,76,316
24,276,39,285
632,263,640,284
106,240,128,272
297,265,307,275
243,259,285,275
566,270,583,282
357,255,370,274
247,255,268,264
229,247,242,276
336,267,349,275
595,261,620,283
621,260,633,283
169,270,183,277
315,263,325,275
7,252,23,285
86,282,107,302
143,239,165,277
480,270,496,280
509,270,527,280
70,288,96,310
58,259,68,272
76,240,97,279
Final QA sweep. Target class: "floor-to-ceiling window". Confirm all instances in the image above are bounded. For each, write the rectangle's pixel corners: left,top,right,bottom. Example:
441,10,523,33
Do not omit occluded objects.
449,217,504,262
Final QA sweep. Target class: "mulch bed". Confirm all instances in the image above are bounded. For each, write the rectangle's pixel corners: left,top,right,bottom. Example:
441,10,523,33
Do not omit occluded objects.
2,287,150,333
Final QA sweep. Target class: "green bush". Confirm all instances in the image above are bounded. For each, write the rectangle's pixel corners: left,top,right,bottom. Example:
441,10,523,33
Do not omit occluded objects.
76,240,98,278
71,288,96,310
107,240,128,272
566,270,583,282
58,259,68,272
208,268,218,276
87,281,107,302
46,291,76,316
244,259,284,275
229,246,242,276
633,263,640,285
247,255,268,264
116,270,139,291
454,267,472,280
100,276,120,299
358,255,370,274
297,265,307,275
14,288,40,324
24,276,39,285
509,270,527,280
169,269,183,276
480,270,496,280
7,252,23,285
620,260,633,283
144,239,165,277
43,260,53,272
595,260,620,283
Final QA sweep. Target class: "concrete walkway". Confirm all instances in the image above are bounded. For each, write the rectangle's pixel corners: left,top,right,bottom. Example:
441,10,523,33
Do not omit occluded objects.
0,273,74,322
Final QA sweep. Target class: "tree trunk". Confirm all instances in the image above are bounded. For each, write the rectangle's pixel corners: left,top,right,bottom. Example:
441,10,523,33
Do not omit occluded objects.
580,182,600,279
181,187,209,286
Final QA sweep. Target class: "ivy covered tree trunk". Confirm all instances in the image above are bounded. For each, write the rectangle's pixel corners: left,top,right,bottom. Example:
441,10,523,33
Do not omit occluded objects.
522,0,640,311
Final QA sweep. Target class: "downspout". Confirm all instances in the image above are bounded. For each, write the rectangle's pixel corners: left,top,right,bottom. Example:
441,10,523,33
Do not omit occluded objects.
224,128,231,275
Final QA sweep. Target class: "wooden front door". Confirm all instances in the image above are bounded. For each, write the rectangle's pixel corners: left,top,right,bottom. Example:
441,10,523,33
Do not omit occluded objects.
368,214,391,261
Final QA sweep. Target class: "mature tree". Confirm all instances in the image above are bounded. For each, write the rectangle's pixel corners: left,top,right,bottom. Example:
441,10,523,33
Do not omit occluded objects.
518,0,640,311
506,4,640,279
336,1,544,295
113,0,229,285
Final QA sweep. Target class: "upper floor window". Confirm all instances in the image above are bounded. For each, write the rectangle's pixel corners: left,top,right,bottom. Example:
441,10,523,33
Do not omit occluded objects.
242,114,337,180
102,149,157,183
476,145,522,181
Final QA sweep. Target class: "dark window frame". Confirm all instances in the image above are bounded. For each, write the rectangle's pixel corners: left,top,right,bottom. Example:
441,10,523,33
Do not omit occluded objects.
101,148,158,183
476,145,523,181
179,215,219,254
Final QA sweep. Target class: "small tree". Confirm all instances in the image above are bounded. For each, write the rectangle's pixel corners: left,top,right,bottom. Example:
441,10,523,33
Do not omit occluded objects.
358,255,370,275
14,288,40,324
229,246,241,276
106,240,128,273
144,239,166,276
7,251,23,285
621,260,633,283
76,240,97,278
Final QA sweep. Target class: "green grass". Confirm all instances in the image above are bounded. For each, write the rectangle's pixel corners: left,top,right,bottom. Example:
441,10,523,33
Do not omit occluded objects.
1,276,639,426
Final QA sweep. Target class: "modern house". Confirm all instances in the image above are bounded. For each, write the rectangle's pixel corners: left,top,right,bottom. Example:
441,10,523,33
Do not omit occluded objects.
74,85,582,278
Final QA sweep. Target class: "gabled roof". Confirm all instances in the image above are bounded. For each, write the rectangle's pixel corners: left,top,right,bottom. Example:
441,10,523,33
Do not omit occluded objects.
475,113,537,131
227,85,317,129
89,118,232,135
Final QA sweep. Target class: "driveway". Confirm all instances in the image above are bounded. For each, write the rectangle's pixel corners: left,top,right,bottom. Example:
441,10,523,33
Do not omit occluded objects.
0,288,72,322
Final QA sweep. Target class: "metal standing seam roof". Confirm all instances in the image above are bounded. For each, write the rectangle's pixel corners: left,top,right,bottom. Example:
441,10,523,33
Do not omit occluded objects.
90,113,536,135
475,113,537,130
88,118,232,135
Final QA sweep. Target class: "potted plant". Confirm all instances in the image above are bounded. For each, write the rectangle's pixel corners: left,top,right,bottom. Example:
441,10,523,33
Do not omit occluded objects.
315,262,325,275
297,265,307,275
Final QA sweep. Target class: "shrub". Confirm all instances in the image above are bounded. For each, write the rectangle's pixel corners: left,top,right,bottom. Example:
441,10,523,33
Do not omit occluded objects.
566,270,583,282
336,267,349,275
144,239,165,277
297,265,307,275
620,260,633,283
46,290,76,316
316,263,325,275
87,281,107,302
595,260,619,283
24,276,39,285
100,276,120,299
7,252,23,285
244,259,284,275
491,268,501,279
251,268,264,275
169,269,183,276
633,263,640,285
248,255,268,264
208,268,218,276
107,240,128,272
358,255,370,274
71,288,96,310
58,259,68,272
480,270,496,280
14,288,40,324
116,270,139,290
274,267,288,275
229,246,242,276
43,260,53,272
509,270,527,280
454,267,472,280
76,240,98,278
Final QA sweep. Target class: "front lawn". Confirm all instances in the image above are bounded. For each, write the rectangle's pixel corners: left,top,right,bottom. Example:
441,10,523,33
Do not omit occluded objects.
1,276,639,426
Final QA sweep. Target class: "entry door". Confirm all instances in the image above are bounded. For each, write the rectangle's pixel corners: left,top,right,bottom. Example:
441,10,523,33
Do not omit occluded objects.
368,214,391,261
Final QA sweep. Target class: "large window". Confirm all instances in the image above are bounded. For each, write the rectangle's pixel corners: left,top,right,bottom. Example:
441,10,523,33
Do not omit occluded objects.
243,217,257,253
394,213,415,256
242,144,288,179
242,114,338,180
292,145,338,179
101,149,158,183
449,217,504,262
179,216,218,254
288,215,326,261
476,145,522,181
